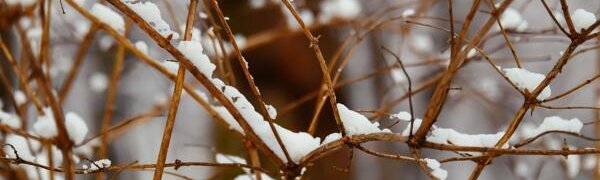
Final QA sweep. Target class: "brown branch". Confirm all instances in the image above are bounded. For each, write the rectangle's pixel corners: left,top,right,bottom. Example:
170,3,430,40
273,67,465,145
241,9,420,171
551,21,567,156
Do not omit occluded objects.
280,0,345,139
153,1,198,179
209,0,293,165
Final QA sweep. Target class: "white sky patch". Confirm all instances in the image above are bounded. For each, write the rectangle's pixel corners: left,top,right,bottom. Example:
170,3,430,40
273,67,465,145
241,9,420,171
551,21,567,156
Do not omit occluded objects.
90,4,125,34
337,103,391,136
503,68,551,100
572,9,596,32
14,90,26,105
125,1,179,39
523,116,583,139
89,72,109,93
424,158,448,180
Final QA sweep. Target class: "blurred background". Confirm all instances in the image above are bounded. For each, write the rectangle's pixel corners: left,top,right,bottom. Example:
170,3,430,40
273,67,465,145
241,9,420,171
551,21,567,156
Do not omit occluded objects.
2,0,600,179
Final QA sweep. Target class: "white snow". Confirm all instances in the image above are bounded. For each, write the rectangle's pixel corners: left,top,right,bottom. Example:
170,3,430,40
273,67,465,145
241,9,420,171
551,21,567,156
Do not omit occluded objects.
555,11,566,26
319,0,361,23
249,0,267,9
90,4,125,34
391,111,411,121
523,116,583,139
199,12,208,19
564,154,580,179
234,34,248,50
32,108,89,144
125,1,179,39
5,0,36,6
4,134,40,161
503,68,551,100
33,107,58,138
583,155,597,170
497,7,528,31
424,158,448,180
178,25,202,42
322,133,342,144
84,159,111,173
14,90,26,105
266,104,277,119
514,161,530,179
402,8,415,18
214,106,244,133
337,103,391,136
89,72,108,93
410,33,433,53
234,174,274,180
284,7,314,29
212,80,322,163
216,153,246,164
177,41,215,77
572,9,597,32
135,41,148,55
74,21,92,40
427,127,508,149
161,60,179,74
98,35,115,51
216,154,274,180
65,112,89,144
0,111,21,129
401,118,422,136
391,69,407,83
